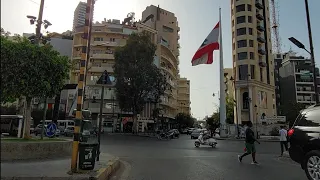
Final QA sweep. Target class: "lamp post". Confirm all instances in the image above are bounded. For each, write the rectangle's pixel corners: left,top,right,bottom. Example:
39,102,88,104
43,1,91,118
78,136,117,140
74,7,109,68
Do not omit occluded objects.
230,76,239,138
288,0,318,104
27,0,52,140
254,104,258,139
246,74,252,123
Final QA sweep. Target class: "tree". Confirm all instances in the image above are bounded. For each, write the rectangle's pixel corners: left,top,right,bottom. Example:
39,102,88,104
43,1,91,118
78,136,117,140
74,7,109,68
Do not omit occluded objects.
279,101,305,127
0,36,70,139
113,31,166,133
206,112,220,137
175,113,194,129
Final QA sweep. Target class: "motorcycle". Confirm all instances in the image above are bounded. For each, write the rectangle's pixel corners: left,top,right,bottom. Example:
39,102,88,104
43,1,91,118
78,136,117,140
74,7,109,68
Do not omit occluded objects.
195,133,217,148
157,130,174,140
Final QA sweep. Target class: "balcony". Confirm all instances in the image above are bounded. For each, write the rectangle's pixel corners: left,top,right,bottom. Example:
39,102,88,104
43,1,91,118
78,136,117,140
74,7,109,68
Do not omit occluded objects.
91,41,119,47
90,66,114,73
259,60,267,67
256,12,264,21
161,55,176,69
257,36,266,43
177,34,180,40
257,24,265,32
258,48,266,55
90,53,114,59
255,0,264,9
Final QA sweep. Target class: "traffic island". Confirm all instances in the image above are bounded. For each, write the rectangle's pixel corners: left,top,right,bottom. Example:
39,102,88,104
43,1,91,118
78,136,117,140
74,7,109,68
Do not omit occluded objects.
1,153,120,180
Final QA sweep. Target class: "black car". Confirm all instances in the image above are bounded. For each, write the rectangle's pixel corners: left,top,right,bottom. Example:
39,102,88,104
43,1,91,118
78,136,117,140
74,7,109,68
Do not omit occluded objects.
288,105,320,180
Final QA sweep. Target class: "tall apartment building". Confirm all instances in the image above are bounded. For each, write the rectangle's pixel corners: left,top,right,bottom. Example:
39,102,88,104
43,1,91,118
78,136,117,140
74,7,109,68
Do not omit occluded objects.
273,53,284,115
279,52,320,110
70,19,158,127
177,77,191,115
142,5,181,120
231,0,276,125
73,2,87,32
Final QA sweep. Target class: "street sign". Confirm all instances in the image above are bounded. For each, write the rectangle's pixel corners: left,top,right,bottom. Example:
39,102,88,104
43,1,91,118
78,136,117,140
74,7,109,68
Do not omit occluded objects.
46,123,57,137
96,70,112,85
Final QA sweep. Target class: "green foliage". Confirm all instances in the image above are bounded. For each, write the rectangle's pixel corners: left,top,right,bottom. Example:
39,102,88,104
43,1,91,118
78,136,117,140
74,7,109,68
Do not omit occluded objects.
175,113,195,128
113,32,166,115
226,96,235,124
0,36,71,102
279,101,305,127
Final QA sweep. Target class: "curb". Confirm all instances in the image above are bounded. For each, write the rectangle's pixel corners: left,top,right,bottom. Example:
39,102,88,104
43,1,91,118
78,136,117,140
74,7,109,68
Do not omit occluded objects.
93,157,120,180
109,133,157,138
216,137,280,142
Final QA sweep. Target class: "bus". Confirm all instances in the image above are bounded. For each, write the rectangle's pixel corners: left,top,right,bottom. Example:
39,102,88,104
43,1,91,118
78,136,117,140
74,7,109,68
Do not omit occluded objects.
0,115,33,137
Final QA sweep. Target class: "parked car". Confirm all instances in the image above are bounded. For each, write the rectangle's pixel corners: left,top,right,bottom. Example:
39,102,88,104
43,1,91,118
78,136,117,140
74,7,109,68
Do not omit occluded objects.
191,129,205,139
64,127,74,137
187,128,196,135
288,105,320,180
168,129,180,138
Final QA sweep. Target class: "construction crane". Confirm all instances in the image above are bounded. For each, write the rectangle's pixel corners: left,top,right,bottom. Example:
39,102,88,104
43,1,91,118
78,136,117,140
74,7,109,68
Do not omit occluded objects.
270,0,281,54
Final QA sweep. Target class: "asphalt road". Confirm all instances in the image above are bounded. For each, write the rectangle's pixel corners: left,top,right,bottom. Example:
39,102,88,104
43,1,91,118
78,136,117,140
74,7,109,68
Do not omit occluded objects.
101,134,307,180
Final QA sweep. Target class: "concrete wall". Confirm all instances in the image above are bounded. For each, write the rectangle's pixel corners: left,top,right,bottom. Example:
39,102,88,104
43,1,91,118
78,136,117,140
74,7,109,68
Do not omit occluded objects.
1,140,72,161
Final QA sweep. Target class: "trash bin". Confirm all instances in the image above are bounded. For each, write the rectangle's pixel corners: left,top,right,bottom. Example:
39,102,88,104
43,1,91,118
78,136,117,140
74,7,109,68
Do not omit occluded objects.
78,142,98,170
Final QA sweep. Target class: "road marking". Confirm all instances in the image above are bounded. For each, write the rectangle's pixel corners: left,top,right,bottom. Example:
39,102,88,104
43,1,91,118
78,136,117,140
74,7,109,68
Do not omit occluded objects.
117,155,217,159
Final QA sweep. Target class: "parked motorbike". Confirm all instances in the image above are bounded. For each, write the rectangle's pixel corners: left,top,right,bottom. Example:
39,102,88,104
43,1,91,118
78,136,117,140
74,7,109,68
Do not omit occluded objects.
157,131,174,140
195,133,217,148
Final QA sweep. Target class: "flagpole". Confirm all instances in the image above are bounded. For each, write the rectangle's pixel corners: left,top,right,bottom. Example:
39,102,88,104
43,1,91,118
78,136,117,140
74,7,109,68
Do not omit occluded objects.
219,7,227,137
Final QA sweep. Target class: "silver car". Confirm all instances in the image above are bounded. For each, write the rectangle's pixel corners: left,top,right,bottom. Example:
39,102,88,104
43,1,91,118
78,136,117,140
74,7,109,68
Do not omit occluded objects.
190,129,205,139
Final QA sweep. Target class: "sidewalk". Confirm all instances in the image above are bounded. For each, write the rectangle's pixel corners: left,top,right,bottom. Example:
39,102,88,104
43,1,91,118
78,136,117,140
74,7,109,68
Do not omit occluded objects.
215,135,281,142
1,153,120,180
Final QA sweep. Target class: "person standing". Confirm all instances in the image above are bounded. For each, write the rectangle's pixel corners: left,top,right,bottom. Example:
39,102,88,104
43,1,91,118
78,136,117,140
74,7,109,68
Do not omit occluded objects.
238,121,260,164
279,126,288,156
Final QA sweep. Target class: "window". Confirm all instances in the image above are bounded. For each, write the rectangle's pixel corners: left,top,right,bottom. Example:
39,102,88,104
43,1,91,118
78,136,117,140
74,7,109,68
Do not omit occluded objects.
248,16,252,23
232,20,234,27
250,65,255,79
296,109,320,127
110,38,115,42
238,52,248,60
247,4,252,11
250,52,254,59
242,92,249,109
249,28,253,35
163,25,173,33
93,37,103,41
249,40,254,47
260,68,263,82
237,40,247,48
237,16,246,24
239,65,248,80
236,4,246,12
237,28,246,36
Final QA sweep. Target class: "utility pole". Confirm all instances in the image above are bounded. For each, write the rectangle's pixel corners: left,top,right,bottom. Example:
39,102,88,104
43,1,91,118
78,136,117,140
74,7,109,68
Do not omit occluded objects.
304,0,319,104
71,0,93,172
35,0,45,44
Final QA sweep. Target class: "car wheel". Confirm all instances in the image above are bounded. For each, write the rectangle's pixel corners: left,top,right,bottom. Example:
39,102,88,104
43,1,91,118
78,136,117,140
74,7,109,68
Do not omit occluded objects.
304,150,320,180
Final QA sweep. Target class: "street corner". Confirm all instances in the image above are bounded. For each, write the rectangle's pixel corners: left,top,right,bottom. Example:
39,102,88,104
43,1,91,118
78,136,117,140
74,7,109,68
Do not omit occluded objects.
93,155,121,180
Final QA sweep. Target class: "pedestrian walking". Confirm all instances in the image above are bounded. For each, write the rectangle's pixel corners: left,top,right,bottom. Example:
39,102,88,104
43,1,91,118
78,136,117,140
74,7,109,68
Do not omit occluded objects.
238,121,260,164
279,125,288,156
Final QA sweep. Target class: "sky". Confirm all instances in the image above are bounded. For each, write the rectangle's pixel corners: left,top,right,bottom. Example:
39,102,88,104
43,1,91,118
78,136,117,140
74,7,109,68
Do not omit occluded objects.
1,0,320,120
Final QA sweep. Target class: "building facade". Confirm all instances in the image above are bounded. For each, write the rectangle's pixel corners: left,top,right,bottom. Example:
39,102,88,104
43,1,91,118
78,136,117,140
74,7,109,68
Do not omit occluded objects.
73,2,87,32
273,53,284,115
142,5,181,120
177,77,191,115
224,68,235,100
231,0,276,125
279,52,320,109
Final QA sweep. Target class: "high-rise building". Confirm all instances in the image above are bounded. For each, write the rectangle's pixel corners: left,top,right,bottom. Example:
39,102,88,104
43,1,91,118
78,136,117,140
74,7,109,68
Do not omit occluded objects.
142,5,181,121
73,2,87,32
70,19,158,127
279,52,320,109
177,77,191,115
231,0,276,125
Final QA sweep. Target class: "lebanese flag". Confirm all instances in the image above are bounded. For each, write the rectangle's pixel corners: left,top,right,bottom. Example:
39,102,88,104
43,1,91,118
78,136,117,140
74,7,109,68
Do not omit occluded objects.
191,22,220,66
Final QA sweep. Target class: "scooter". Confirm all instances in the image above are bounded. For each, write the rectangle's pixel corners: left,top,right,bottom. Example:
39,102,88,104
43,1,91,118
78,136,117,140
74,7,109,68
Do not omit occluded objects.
157,131,174,140
195,133,217,148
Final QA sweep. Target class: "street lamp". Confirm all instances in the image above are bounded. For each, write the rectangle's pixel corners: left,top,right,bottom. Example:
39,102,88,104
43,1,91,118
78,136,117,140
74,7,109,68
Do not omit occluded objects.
254,104,258,139
288,0,318,104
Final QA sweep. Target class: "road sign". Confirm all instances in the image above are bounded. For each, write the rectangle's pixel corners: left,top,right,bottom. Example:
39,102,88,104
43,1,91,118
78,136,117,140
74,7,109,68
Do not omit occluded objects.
96,70,112,85
46,123,57,137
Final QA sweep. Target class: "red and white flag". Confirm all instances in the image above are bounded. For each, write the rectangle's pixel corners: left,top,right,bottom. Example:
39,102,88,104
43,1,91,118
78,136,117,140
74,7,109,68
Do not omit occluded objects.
191,22,220,66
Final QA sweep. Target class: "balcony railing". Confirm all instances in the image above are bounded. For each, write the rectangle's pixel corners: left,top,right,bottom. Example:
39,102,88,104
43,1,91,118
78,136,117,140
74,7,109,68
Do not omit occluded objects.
257,36,266,43
258,48,266,55
257,24,265,32
255,0,264,9
256,12,264,21
90,53,114,59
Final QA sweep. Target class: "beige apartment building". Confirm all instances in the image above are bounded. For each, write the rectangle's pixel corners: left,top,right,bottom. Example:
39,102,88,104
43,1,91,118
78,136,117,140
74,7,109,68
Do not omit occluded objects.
231,0,276,125
142,5,181,120
70,19,158,126
177,77,191,115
